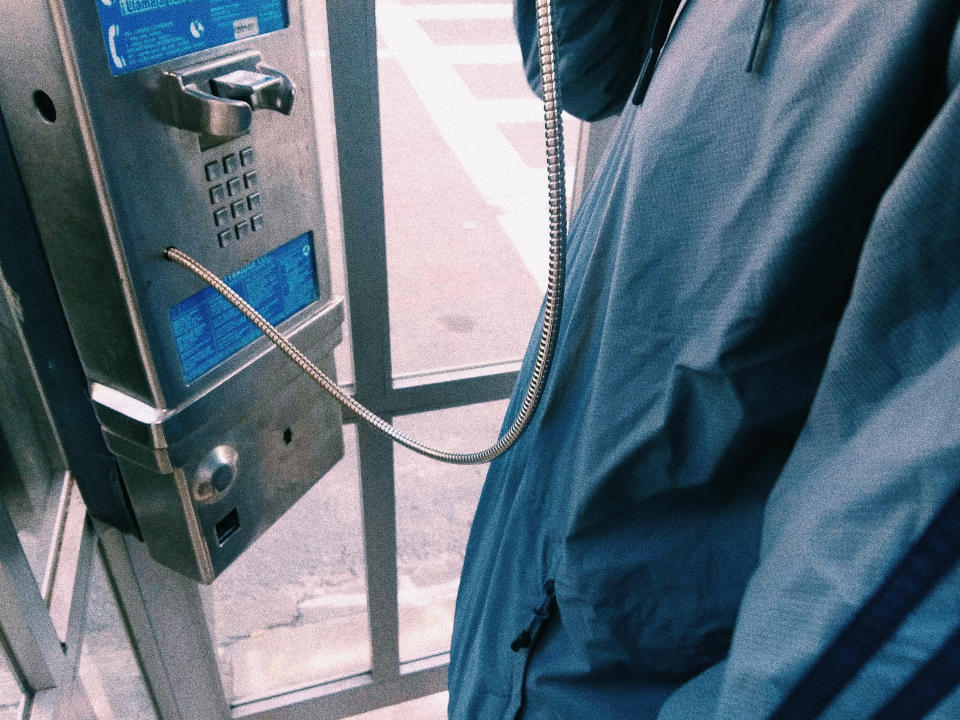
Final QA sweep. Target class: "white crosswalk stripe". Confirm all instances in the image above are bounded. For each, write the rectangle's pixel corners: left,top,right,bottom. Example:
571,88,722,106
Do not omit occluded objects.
401,3,513,21
377,0,579,289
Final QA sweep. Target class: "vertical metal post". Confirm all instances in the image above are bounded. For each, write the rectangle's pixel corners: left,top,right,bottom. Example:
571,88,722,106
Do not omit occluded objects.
325,0,402,685
30,514,96,720
98,528,230,720
0,502,64,692
324,0,394,398
356,426,401,682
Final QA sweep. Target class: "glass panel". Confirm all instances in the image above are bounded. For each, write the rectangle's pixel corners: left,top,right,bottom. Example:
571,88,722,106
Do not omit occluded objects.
0,343,67,588
79,549,159,720
395,401,504,662
346,691,448,720
204,425,370,704
0,641,25,720
378,0,581,377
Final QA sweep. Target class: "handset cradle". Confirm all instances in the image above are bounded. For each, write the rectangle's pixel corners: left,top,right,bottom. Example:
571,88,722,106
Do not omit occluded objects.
158,51,295,140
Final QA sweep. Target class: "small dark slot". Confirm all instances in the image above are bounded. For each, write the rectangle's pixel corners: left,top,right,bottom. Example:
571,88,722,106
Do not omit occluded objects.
283,427,293,445
215,509,240,546
33,90,57,123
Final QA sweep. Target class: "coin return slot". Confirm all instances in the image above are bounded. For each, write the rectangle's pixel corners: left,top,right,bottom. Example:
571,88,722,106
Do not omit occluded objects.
215,509,240,546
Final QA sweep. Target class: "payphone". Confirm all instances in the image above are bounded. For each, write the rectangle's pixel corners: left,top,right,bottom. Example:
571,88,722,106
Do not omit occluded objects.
0,0,344,583
0,0,566,584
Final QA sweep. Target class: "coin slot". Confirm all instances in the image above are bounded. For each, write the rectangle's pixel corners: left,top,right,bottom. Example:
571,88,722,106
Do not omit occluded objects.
215,508,240,546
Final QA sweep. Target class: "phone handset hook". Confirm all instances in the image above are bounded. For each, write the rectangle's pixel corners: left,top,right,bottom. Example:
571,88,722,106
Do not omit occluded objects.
157,51,294,138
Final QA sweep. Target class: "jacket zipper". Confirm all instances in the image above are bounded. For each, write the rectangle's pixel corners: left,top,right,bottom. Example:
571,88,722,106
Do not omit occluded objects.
510,579,557,651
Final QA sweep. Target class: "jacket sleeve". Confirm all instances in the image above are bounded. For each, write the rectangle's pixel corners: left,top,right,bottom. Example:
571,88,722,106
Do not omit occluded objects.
659,29,960,719
514,0,661,120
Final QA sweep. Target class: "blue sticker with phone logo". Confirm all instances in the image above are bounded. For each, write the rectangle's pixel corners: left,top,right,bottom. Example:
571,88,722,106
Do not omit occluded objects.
94,0,289,75
169,233,319,383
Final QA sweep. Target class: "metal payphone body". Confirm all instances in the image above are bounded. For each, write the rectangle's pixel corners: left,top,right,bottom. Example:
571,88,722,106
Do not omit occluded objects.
0,0,344,582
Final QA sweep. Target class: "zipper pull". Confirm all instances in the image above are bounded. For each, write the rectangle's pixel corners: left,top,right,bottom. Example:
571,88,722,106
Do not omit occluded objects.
510,580,556,652
632,0,685,105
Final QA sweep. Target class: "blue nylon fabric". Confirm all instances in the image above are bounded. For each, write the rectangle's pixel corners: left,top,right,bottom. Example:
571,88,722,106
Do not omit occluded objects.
765,484,960,719
449,1,960,718
710,56,960,720
871,625,960,719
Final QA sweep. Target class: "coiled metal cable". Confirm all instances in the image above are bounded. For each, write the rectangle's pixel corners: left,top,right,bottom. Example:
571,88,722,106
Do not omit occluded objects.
167,0,566,464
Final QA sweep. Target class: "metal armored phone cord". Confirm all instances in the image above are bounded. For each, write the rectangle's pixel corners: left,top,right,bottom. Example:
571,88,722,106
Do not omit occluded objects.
166,0,566,465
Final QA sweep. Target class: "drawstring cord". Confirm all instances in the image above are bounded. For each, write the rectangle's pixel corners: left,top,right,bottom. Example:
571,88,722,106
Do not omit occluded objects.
746,0,777,72
633,0,779,103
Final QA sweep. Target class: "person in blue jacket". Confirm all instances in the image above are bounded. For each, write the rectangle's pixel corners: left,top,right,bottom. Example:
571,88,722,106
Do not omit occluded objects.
449,1,960,718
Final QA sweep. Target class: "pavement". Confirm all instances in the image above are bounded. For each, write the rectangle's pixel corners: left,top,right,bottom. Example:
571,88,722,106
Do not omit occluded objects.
0,663,22,720
78,556,160,720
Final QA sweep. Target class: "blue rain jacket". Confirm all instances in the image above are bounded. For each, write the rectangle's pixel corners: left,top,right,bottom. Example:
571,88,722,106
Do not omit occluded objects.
449,1,960,718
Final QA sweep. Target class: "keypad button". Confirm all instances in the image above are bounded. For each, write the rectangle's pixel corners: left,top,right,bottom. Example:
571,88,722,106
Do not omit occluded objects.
243,170,258,189
223,153,239,174
209,184,226,204
235,220,251,240
218,229,233,247
213,207,230,226
205,161,223,181
227,177,242,197
251,213,264,232
247,192,261,211
240,147,255,166
230,200,246,219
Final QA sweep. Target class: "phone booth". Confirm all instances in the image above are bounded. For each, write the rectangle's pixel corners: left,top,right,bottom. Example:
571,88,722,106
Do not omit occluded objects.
0,0,577,715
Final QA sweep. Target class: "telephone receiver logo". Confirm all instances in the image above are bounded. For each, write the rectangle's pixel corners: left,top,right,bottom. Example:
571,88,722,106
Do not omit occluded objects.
108,24,126,69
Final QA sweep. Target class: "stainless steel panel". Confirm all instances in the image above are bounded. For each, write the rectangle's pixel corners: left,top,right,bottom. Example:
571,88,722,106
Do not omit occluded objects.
0,0,345,582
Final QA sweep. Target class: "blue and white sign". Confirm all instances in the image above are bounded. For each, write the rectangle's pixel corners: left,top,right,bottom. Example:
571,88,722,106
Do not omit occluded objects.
94,0,288,75
169,233,319,383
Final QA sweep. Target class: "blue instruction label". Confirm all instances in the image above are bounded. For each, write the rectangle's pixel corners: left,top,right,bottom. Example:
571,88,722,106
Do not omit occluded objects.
169,233,319,383
94,0,289,75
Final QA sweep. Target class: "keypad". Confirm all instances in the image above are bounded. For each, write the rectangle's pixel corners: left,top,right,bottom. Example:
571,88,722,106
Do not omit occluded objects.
204,161,223,182
222,153,239,174
202,146,265,247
